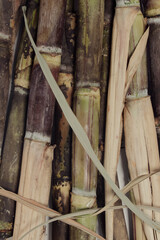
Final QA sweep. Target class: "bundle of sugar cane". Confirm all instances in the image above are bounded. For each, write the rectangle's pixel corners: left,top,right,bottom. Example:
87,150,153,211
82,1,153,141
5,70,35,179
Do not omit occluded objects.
0,0,39,238
21,0,160,237
52,1,75,239
143,0,160,149
103,0,149,239
70,0,104,239
13,0,67,239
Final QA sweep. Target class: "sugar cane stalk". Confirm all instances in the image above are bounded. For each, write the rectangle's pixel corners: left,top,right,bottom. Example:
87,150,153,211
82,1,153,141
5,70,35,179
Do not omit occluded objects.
125,6,149,239
0,1,39,238
0,0,11,161
0,0,26,160
143,0,160,149
124,1,160,239
70,88,100,240
97,0,115,237
70,0,104,239
52,8,75,240
104,1,140,239
124,97,160,240
13,1,66,239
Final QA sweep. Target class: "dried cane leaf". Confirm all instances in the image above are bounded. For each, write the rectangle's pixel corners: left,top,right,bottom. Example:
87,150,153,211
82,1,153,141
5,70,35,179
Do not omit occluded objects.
124,27,149,96
0,172,158,217
1,171,159,239
19,212,105,240
22,6,160,233
0,187,102,240
94,170,160,215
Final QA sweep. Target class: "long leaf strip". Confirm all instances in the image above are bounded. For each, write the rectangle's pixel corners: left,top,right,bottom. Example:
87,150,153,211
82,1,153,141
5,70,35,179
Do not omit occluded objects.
95,170,160,215
21,6,160,232
0,171,160,239
0,171,159,219
0,187,103,240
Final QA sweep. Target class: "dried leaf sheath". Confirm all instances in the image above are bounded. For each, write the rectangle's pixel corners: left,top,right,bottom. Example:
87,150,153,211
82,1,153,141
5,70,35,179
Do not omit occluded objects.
127,13,148,99
104,6,139,240
13,0,66,239
125,2,160,239
124,97,160,240
126,10,148,239
0,1,39,237
13,140,54,240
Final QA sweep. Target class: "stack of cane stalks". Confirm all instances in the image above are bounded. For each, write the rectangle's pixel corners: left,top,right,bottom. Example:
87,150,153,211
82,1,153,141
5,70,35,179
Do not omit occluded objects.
0,0,160,240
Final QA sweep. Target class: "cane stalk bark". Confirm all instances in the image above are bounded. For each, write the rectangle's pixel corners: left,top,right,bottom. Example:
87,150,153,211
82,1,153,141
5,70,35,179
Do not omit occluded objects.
70,0,104,239
97,0,115,237
0,0,30,238
0,1,39,237
13,1,66,239
0,0,25,161
52,8,75,240
142,0,160,149
0,0,11,162
104,1,140,239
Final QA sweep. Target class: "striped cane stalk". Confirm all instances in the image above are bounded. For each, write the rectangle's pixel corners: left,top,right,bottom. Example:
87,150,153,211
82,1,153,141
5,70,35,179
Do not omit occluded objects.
70,0,104,239
143,0,160,150
13,0,66,239
70,88,100,240
52,8,75,240
0,1,39,238
124,2,160,239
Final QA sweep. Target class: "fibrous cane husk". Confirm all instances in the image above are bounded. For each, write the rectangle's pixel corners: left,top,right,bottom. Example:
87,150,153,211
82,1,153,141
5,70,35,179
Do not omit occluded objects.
13,140,54,240
147,17,160,151
124,96,160,240
104,6,139,240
